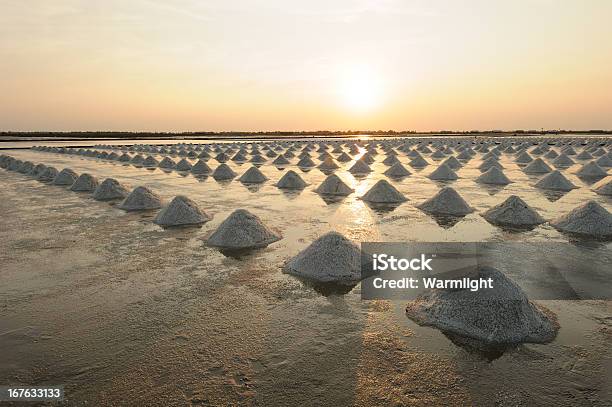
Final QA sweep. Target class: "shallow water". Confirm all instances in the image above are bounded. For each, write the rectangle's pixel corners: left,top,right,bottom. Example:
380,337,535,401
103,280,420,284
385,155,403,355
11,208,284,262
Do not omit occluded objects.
0,139,611,406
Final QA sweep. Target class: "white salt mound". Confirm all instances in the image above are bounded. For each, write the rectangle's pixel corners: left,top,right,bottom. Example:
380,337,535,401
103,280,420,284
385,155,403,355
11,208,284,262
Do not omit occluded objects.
159,157,176,169
360,180,407,203
476,166,511,185
283,231,361,284
191,160,211,174
523,158,552,174
297,156,316,167
314,174,354,196
575,161,607,177
52,168,79,185
175,158,193,171
70,173,99,191
154,195,211,227
550,201,612,238
206,209,281,250
348,159,371,174
428,163,458,180
593,179,612,196
239,166,268,184
276,170,308,189
417,187,473,216
406,267,558,346
37,166,58,182
534,170,576,191
318,156,339,170
118,186,162,211
482,195,545,227
384,162,411,178
93,178,129,201
212,163,237,180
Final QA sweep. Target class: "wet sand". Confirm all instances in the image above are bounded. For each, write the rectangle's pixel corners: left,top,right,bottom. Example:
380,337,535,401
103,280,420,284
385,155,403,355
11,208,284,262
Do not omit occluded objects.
0,142,611,406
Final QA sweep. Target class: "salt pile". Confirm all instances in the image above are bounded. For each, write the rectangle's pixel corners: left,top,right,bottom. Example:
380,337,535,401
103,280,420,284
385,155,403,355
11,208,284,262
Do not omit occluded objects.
475,166,511,185
283,232,361,284
118,186,162,211
593,179,612,196
130,154,144,165
383,155,400,166
360,180,407,203
239,166,268,184
575,161,607,177
482,195,545,227
318,156,339,170
93,178,129,201
212,163,237,180
428,163,458,180
37,166,58,182
28,164,47,177
552,154,574,168
276,170,308,189
576,150,593,160
417,187,473,216
550,201,612,238
297,156,316,167
154,195,211,227
70,173,99,192
478,157,503,172
441,156,461,170
159,157,176,169
409,155,429,168
206,209,281,250
18,161,34,174
8,159,22,171
348,159,371,174
175,158,193,171
384,162,411,178
596,154,612,167
405,267,558,349
191,160,212,174
534,170,577,191
314,174,354,196
143,156,159,167
523,158,552,174
337,152,352,162
52,168,79,185
272,155,290,166
515,151,533,164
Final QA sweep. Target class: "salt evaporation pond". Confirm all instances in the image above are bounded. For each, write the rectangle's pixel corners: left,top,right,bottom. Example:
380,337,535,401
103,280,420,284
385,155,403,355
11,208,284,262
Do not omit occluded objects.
0,136,611,406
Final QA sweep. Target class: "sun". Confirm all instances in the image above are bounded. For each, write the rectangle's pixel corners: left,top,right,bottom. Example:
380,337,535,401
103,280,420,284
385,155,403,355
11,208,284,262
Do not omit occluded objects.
338,65,384,113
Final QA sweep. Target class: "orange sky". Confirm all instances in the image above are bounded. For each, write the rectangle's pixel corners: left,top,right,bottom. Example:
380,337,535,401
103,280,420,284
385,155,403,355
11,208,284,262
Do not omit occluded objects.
1,0,611,132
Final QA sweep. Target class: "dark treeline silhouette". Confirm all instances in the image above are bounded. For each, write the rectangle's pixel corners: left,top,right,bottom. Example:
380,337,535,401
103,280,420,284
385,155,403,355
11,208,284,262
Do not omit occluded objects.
1,129,610,140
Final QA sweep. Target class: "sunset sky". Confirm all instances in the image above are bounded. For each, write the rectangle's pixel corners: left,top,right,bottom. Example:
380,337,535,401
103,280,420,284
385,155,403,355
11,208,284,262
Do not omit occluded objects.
1,0,611,132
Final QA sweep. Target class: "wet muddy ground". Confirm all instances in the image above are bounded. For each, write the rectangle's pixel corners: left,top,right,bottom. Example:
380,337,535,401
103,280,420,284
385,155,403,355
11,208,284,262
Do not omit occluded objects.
1,141,611,406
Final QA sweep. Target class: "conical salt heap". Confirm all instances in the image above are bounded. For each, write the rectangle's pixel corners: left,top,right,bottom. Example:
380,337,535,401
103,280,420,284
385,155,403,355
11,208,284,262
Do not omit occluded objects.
297,156,316,167
314,174,354,196
18,161,34,174
212,163,237,180
523,158,552,174
428,163,458,180
384,162,411,178
417,187,473,216
576,150,593,160
544,150,558,159
93,178,129,201
441,156,461,170
118,186,162,211
552,154,574,168
482,195,545,227
550,201,612,238
337,152,352,162
409,155,429,168
478,157,503,172
239,166,268,184
272,155,290,166
575,161,607,177
406,267,558,349
158,157,176,169
515,151,533,164
8,159,22,171
175,158,193,171
593,179,612,196
360,180,407,203
349,159,371,174
28,163,47,177
595,154,612,167
284,232,361,284
191,159,212,174
476,166,511,185
52,168,79,185
70,173,99,192
206,209,281,250
37,166,58,182
154,195,211,227
143,156,159,167
130,154,144,165
534,170,577,191
318,156,339,170
383,155,400,166
276,170,308,189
